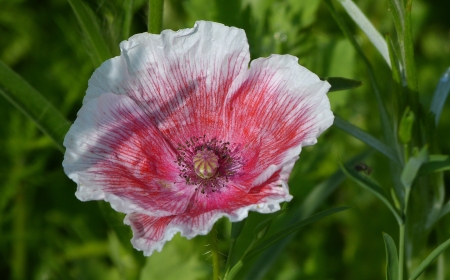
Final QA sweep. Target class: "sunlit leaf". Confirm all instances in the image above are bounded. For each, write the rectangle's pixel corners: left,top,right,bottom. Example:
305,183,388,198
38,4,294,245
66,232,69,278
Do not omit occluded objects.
325,76,363,92
337,0,391,67
430,67,450,125
68,0,112,66
0,61,71,152
410,237,450,280
382,232,399,280
334,115,400,164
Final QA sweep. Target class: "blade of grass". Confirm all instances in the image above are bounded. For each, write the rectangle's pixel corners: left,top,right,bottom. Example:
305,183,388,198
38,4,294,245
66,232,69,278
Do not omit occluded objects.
325,77,363,92
68,0,112,66
334,115,400,164
410,237,450,280
383,232,399,280
0,61,71,152
148,0,164,34
430,67,450,125
338,0,391,67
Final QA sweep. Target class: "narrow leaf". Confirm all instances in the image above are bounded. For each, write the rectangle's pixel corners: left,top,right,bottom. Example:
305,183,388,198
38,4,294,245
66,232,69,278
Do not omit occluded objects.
418,154,450,176
410,237,450,280
438,201,450,221
325,77,363,92
324,0,398,163
339,161,402,224
68,0,112,66
245,151,371,280
334,115,400,164
430,67,450,125
122,0,134,40
401,145,428,189
338,0,391,67
382,233,399,280
0,61,71,152
244,206,349,260
148,0,164,34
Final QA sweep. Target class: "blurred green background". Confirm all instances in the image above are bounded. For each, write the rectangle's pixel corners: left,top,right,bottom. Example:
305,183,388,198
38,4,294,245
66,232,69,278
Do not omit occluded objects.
1,0,449,279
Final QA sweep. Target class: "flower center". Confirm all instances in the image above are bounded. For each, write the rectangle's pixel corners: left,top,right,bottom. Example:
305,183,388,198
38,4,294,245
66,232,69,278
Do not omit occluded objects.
193,149,219,179
175,136,237,194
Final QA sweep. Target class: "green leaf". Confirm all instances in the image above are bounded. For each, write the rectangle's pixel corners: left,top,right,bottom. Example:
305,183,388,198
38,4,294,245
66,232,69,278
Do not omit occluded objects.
68,0,112,66
337,0,391,67
325,76,363,92
387,0,405,47
410,237,450,280
148,0,164,34
244,206,349,260
0,61,71,152
339,161,402,224
225,220,247,274
401,145,428,189
418,154,450,176
398,106,414,144
324,0,398,163
334,115,400,164
244,151,371,280
430,67,450,125
438,200,450,220
122,0,135,40
403,0,418,96
382,232,399,280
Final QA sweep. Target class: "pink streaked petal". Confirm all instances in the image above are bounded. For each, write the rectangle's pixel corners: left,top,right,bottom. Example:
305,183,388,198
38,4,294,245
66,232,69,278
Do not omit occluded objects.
63,93,195,216
85,21,250,144
125,182,291,256
224,54,333,187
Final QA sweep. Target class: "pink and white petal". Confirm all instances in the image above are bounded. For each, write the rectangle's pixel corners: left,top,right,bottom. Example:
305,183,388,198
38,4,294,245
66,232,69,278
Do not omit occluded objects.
85,21,250,144
125,182,291,256
224,54,333,187
63,93,195,216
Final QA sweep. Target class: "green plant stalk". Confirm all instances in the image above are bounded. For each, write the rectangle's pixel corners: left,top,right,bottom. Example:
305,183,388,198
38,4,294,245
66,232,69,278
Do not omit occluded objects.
0,61,71,153
324,0,400,164
403,0,418,101
211,224,220,280
148,0,164,34
12,182,26,280
123,0,134,40
399,222,406,280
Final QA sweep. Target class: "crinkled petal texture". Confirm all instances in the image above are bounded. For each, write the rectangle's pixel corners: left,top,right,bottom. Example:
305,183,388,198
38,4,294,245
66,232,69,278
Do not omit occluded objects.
63,21,333,256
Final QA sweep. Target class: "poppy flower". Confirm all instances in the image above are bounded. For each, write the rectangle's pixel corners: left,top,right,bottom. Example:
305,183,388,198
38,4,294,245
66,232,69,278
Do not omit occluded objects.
63,21,333,256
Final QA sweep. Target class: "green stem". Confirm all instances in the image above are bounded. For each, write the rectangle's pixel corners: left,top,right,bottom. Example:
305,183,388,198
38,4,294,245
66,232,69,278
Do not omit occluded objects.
399,222,406,280
123,0,134,39
211,224,220,280
148,0,164,34
12,182,26,280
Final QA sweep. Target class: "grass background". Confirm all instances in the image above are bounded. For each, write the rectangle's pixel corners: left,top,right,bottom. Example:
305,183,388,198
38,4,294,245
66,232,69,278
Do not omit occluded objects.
1,0,450,279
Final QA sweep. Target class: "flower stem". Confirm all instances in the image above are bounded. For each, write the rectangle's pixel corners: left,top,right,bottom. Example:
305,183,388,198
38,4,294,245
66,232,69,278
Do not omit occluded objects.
399,222,406,280
148,0,164,34
211,224,220,280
